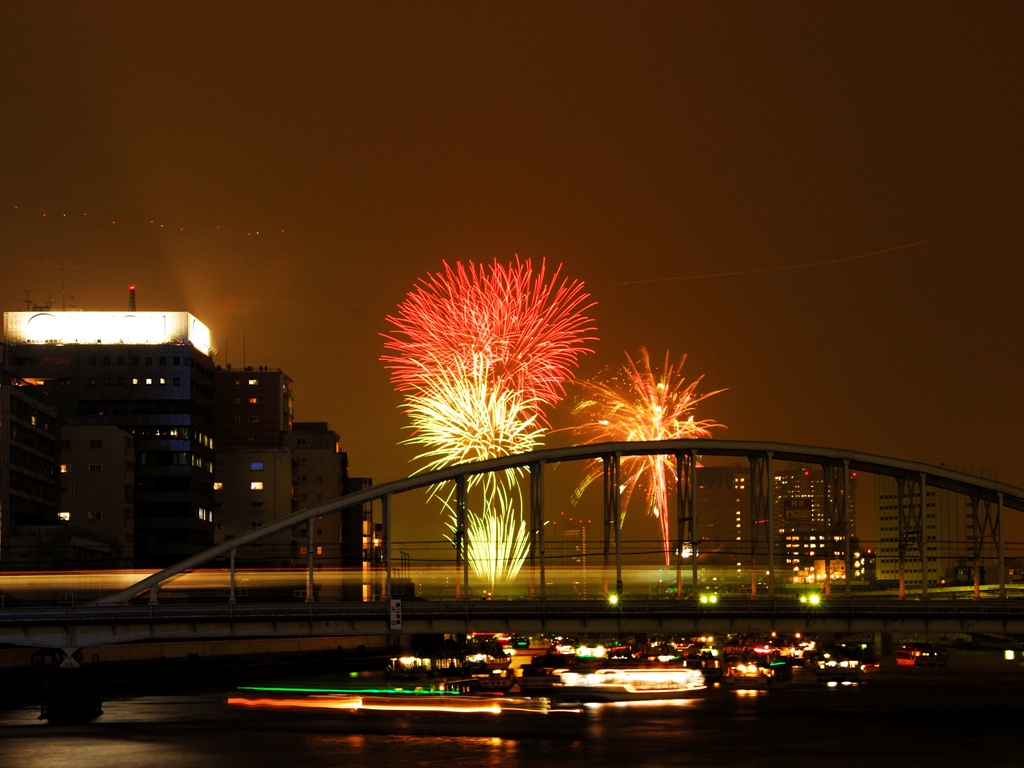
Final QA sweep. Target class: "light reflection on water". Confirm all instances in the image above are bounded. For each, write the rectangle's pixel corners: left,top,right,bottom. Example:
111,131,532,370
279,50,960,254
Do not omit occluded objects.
3,660,1024,768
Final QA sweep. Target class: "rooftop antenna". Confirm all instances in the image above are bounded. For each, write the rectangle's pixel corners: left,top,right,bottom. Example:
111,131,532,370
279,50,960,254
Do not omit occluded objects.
23,290,33,310
129,284,136,311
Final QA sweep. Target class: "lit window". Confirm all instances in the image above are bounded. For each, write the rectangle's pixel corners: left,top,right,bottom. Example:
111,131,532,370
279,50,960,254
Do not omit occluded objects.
132,378,139,385
213,482,223,490
248,397,258,404
145,378,153,385
58,512,70,521
250,481,264,491
159,377,166,384
251,461,264,471
316,546,322,555
60,464,70,473
248,379,258,385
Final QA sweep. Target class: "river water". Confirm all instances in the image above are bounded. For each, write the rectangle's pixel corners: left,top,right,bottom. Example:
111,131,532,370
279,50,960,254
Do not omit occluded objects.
2,652,1022,768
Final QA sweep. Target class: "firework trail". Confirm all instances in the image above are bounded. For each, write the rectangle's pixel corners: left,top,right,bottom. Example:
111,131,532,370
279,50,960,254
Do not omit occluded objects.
573,348,725,564
383,257,596,588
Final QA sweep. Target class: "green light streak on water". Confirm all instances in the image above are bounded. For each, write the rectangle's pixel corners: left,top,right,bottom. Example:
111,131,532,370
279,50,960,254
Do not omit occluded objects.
237,686,461,696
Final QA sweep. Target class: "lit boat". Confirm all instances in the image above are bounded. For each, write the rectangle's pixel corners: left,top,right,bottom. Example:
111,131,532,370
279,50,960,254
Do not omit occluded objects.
722,662,776,689
549,667,706,702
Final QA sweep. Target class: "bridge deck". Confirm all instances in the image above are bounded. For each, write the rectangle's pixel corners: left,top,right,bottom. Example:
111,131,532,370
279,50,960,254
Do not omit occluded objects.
4,598,1024,649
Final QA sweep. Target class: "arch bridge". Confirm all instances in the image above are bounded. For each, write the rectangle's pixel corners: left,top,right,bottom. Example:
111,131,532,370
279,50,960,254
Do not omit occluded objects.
3,440,1024,650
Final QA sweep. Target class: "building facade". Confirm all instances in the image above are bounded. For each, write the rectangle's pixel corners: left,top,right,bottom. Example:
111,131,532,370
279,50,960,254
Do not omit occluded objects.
3,310,217,567
59,418,135,568
0,371,61,568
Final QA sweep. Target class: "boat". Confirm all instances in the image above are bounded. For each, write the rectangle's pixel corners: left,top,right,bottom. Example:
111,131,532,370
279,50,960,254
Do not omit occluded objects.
547,667,706,702
896,644,949,667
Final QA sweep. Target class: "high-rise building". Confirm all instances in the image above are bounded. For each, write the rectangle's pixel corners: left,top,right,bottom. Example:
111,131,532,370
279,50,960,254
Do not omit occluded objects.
213,367,296,566
694,465,749,562
0,370,61,568
58,417,135,568
3,310,217,567
874,467,995,587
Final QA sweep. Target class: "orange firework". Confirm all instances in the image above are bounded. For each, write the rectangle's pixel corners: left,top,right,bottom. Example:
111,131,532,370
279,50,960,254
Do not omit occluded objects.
573,348,726,564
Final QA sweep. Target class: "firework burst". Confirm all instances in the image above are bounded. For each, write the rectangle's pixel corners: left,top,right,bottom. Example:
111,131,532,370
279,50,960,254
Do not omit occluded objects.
383,257,596,588
573,348,726,564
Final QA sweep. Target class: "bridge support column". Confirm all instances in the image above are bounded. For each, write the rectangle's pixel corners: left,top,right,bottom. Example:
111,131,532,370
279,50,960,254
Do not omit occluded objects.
383,493,392,601
897,479,906,600
456,474,468,600
998,492,1005,599
675,451,698,599
306,524,315,604
749,453,773,598
148,585,158,606
229,548,237,605
843,459,851,596
603,453,622,599
918,473,928,600
529,462,546,601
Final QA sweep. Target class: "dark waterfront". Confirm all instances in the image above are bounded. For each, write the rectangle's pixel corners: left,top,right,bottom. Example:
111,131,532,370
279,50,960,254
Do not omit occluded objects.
2,651,1023,768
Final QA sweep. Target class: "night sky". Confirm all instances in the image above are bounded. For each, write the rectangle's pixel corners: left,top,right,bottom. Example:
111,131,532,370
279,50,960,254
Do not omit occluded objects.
2,3,1022,545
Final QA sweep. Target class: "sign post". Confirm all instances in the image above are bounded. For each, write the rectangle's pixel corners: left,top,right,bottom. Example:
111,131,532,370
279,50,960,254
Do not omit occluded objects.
389,598,402,632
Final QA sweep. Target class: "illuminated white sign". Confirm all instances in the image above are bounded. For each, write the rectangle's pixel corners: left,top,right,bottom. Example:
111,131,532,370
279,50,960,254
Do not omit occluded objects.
3,312,215,356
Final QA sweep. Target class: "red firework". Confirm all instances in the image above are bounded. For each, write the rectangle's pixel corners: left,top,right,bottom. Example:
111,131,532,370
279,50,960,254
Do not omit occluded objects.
382,256,597,415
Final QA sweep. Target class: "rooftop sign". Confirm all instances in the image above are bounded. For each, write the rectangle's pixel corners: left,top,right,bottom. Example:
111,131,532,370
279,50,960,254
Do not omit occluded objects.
4,312,214,356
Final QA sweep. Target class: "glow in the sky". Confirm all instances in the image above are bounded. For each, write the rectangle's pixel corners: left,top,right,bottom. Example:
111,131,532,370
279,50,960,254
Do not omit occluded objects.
383,257,595,589
573,348,725,564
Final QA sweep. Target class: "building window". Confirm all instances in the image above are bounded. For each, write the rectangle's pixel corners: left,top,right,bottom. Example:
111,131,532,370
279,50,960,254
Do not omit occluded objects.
250,481,264,491
89,464,102,473
251,502,264,511
298,476,307,485
213,482,223,490
145,357,153,364
251,461,264,471
159,356,167,364
173,377,180,385
131,356,139,364
316,476,323,484
251,522,263,529
298,493,307,502
103,377,111,385
300,546,308,556
248,434,257,441
248,416,259,422
58,511,70,521
90,439,103,449
132,378,139,385
145,378,153,385
173,357,180,365
103,357,111,365
249,397,258,404
234,397,241,404
87,511,103,521
159,377,166,384
61,439,71,449
215,523,223,532
117,356,125,364
117,377,125,385
89,377,97,385
60,464,70,473
296,438,307,447
89,357,97,365
316,546,323,555
248,379,258,385
234,416,241,422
